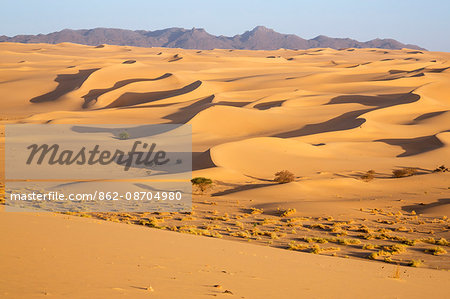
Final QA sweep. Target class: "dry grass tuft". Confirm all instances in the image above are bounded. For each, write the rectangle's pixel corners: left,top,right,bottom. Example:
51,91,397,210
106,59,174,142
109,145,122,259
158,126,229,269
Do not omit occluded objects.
274,170,295,184
392,167,417,178
361,170,376,181
425,246,447,255
250,207,264,215
408,259,422,267
280,208,297,217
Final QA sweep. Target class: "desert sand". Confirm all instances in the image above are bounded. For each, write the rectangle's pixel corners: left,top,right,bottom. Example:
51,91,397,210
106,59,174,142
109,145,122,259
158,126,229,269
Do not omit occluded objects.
1,210,449,298
0,42,449,297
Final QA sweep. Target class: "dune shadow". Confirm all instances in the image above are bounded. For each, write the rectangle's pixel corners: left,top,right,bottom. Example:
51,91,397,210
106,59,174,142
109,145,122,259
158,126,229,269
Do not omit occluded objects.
168,54,182,62
406,110,448,125
272,92,420,138
375,134,445,157
30,68,100,103
273,109,369,138
163,96,256,124
209,74,271,83
163,95,215,123
192,150,216,171
402,198,450,214
104,80,202,108
325,92,420,108
82,73,172,108
254,100,285,110
215,101,251,107
381,67,449,81
211,183,274,197
70,124,183,139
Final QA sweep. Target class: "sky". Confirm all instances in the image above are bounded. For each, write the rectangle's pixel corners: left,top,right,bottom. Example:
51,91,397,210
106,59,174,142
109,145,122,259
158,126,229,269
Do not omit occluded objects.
1,0,449,51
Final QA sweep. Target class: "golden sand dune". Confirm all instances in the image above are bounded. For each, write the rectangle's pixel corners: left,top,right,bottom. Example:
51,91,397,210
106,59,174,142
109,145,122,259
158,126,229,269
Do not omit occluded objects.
1,43,449,297
0,42,449,210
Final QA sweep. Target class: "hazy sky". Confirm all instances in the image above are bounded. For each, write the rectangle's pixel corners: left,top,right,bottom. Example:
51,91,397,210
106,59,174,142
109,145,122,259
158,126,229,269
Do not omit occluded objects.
1,0,449,51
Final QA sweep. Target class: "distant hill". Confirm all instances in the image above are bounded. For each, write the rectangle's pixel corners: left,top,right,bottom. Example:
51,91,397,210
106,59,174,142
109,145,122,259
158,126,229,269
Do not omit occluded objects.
0,26,425,50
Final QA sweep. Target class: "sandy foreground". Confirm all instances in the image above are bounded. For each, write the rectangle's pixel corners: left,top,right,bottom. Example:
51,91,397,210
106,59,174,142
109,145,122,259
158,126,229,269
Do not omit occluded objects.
0,42,449,297
0,210,448,298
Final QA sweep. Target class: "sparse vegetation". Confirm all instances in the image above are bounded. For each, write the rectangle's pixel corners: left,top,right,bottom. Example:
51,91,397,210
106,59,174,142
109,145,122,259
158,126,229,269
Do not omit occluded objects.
70,191,448,271
335,238,361,245
301,237,328,244
231,230,252,239
382,244,406,254
408,259,422,267
280,208,297,217
433,165,449,172
250,207,263,215
118,131,130,140
392,167,417,178
436,238,449,246
191,177,213,192
288,241,309,251
274,170,295,184
361,170,376,181
362,243,378,250
425,246,447,255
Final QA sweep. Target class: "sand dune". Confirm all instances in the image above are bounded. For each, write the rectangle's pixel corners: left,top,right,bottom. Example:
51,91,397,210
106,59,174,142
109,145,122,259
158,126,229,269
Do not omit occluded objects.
1,210,449,299
1,42,449,297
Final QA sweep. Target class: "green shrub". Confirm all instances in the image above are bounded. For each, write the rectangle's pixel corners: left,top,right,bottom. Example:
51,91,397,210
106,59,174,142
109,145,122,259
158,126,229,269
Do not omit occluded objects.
118,131,130,140
191,177,213,192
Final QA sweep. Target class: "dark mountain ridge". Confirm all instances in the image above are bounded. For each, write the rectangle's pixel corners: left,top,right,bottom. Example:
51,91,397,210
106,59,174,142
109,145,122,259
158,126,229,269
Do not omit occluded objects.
0,26,425,50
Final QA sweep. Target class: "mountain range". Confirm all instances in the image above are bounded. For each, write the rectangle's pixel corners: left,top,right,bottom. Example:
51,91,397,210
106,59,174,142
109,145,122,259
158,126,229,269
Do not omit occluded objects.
0,26,425,50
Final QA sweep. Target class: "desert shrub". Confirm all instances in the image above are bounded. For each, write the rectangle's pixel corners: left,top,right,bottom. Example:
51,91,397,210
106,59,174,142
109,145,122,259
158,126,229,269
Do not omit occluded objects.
310,223,328,230
361,170,376,182
289,241,309,251
368,252,379,260
436,238,449,246
383,256,393,263
210,231,223,238
425,246,447,255
274,170,295,184
309,245,340,254
302,237,328,244
382,244,406,254
336,238,361,245
433,165,449,172
231,230,252,239
250,207,264,215
280,208,297,217
421,237,436,244
392,167,417,178
401,239,418,246
191,177,213,192
118,131,130,140
407,259,422,267
362,243,378,250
